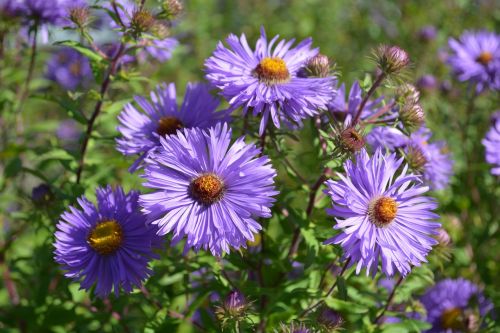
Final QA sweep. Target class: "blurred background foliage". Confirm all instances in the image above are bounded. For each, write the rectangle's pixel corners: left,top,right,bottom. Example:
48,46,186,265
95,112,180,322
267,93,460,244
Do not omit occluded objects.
1,0,499,332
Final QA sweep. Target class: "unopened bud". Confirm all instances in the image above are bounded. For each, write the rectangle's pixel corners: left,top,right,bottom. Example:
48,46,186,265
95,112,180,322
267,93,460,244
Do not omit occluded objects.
406,144,427,172
317,307,344,331
465,313,480,333
130,9,155,36
340,126,365,153
279,321,311,333
215,289,250,324
69,6,90,29
151,21,171,39
305,54,331,78
396,83,420,105
435,228,451,246
399,103,424,132
375,45,410,74
162,0,183,18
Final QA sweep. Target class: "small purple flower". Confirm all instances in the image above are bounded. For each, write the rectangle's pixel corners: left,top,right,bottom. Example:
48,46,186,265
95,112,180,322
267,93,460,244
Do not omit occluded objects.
448,30,500,92
408,128,454,190
418,25,437,42
417,74,439,91
54,186,162,297
56,119,81,142
420,278,493,333
482,112,500,176
324,148,441,277
365,126,408,151
139,123,278,256
116,82,230,173
329,81,385,121
205,27,336,134
46,48,93,91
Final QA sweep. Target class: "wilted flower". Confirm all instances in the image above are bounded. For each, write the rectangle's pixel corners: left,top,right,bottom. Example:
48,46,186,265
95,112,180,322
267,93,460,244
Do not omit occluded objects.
482,112,500,176
116,82,230,172
139,123,278,256
31,184,54,206
205,27,336,134
324,148,441,277
420,278,493,333
54,186,162,297
374,45,410,75
447,30,500,92
46,47,93,91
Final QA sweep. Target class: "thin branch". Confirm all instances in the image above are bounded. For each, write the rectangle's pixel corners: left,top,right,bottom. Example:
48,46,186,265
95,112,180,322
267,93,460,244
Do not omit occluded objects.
352,73,386,125
75,43,125,184
374,275,404,324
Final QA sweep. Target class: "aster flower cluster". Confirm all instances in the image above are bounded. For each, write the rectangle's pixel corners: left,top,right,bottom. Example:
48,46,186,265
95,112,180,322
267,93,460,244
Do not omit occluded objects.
46,47,93,91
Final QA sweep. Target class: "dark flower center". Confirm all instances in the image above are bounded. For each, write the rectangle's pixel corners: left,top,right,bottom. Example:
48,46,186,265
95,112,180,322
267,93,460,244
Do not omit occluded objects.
190,173,225,204
441,307,463,329
87,220,123,255
340,127,365,152
157,116,183,136
369,196,398,227
254,57,290,84
70,61,82,76
476,51,493,65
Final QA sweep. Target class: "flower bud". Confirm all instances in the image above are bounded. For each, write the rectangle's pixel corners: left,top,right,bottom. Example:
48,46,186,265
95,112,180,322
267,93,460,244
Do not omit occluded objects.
340,126,365,153
375,45,410,74
279,321,311,333
151,21,171,39
130,9,155,36
317,307,344,331
406,144,427,172
396,83,420,106
69,6,90,29
399,103,424,132
215,289,250,324
305,54,331,78
32,184,54,206
162,0,183,18
435,228,451,247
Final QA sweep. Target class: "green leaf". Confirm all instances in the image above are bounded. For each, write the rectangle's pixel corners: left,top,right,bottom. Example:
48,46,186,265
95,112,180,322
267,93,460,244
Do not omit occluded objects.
54,40,105,63
4,157,22,178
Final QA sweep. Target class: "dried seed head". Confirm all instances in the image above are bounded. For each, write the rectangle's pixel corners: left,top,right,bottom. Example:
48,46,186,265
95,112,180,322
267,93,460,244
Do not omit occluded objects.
374,45,410,74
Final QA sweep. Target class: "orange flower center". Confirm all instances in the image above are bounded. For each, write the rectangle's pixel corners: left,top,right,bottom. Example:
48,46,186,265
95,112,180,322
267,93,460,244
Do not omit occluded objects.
369,196,398,227
190,174,225,204
254,57,290,84
441,307,463,329
476,51,493,65
88,220,123,255
157,116,183,136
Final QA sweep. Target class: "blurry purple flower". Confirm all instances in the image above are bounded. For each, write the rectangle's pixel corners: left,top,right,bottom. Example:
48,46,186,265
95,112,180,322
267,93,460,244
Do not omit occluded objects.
139,123,278,256
287,261,304,280
365,126,408,151
56,119,81,142
418,25,437,42
408,128,454,190
417,74,439,91
448,30,500,92
31,183,53,206
205,27,336,134
116,82,230,173
328,81,385,121
482,112,500,175
14,0,86,25
324,148,441,277
54,186,162,297
420,278,493,333
46,48,93,91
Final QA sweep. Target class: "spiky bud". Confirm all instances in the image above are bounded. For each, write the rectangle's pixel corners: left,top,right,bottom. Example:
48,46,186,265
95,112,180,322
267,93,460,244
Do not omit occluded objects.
406,144,427,172
151,21,171,39
215,289,251,326
374,45,410,75
305,54,331,78
317,307,344,331
69,6,90,29
339,126,365,153
399,103,424,132
130,9,155,36
396,83,420,106
279,321,312,333
32,184,54,206
162,0,183,18
436,228,451,247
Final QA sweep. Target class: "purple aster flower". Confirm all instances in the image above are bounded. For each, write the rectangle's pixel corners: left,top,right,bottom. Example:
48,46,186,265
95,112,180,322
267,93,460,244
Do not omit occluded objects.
448,30,500,92
324,148,441,277
54,186,162,297
14,0,86,25
365,126,408,151
329,81,384,121
139,123,278,256
482,112,500,176
116,82,230,173
420,278,494,333
407,128,454,190
205,27,336,134
46,47,93,91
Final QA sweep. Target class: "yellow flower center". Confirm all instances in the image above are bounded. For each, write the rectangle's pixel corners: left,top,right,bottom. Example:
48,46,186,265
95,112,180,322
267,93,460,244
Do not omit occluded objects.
441,307,463,329
157,116,183,136
190,173,225,204
87,220,123,255
476,51,493,65
369,196,398,227
254,57,290,84
70,61,82,76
